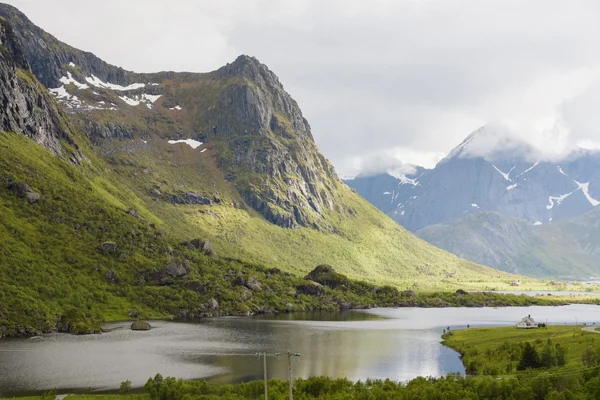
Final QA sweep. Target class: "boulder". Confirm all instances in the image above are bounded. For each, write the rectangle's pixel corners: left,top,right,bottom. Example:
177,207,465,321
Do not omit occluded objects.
127,208,138,218
456,289,468,295
105,269,117,284
7,182,42,204
205,298,219,311
169,192,212,205
187,239,218,258
166,261,188,277
97,241,117,254
296,282,325,296
232,276,246,287
304,265,347,289
185,281,208,294
131,320,151,331
401,289,416,298
246,277,262,292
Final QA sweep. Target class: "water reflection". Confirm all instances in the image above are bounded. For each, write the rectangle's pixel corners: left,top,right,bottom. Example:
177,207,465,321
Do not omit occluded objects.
3,304,600,395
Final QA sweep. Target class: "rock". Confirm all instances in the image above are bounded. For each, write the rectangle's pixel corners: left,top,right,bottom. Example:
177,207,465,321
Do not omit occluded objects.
285,303,294,312
127,208,138,218
105,269,117,284
131,320,151,331
246,277,262,292
296,282,325,296
266,267,281,275
401,289,416,298
257,305,270,314
456,289,468,295
240,287,253,300
180,241,196,250
339,301,352,310
97,241,117,254
185,281,208,294
128,310,139,319
232,276,246,287
169,192,212,205
304,265,347,289
166,261,188,277
205,298,219,311
149,188,162,197
7,182,41,204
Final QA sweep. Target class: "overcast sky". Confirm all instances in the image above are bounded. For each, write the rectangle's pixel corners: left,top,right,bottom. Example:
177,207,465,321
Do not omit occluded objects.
6,0,600,176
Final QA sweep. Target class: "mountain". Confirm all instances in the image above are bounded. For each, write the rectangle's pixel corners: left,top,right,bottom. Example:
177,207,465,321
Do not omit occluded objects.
346,125,600,277
0,5,518,336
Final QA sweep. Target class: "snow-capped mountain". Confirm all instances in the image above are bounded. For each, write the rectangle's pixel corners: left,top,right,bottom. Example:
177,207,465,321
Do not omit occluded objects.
345,125,600,277
347,125,600,232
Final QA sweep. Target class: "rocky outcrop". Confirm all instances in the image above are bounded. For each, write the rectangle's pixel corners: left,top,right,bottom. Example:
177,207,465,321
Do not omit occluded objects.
0,4,133,88
203,55,341,230
246,277,262,292
182,239,218,258
166,261,188,277
304,265,348,289
296,282,325,296
131,320,151,331
7,182,41,204
97,241,117,254
169,192,213,205
0,18,79,159
105,269,118,284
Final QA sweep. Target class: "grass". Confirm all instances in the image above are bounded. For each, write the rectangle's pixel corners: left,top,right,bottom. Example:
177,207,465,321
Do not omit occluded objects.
443,325,600,377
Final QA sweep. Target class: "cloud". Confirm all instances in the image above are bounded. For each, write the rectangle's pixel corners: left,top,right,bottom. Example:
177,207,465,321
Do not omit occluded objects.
5,0,600,175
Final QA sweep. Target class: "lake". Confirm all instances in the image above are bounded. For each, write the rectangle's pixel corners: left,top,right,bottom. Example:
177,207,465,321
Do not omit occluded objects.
1,304,599,396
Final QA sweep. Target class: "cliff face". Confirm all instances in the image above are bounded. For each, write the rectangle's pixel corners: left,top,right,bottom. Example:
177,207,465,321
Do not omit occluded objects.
203,56,340,229
0,17,79,161
0,3,131,88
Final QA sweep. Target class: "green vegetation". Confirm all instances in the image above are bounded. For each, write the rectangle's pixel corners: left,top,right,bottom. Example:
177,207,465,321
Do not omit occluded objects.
443,325,600,377
9,369,600,400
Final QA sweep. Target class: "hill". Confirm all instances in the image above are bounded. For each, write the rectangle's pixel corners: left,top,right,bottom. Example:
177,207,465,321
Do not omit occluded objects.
0,4,520,336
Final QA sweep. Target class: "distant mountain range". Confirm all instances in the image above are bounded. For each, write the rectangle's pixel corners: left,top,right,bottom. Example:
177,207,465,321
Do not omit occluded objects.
346,126,600,278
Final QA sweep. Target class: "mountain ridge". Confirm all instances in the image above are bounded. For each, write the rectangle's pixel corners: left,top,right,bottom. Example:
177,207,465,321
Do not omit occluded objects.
0,5,522,336
346,125,600,277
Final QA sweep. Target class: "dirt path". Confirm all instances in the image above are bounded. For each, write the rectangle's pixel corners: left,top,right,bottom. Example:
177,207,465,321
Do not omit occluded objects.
582,326,600,334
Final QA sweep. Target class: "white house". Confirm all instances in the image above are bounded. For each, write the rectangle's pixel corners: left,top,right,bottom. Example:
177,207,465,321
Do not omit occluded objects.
516,315,538,329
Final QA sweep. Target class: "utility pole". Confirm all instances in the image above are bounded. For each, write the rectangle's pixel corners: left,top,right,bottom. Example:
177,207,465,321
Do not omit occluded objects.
263,352,268,400
288,350,293,400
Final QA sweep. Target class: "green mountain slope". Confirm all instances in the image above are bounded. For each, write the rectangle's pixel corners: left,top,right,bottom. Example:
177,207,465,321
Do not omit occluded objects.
0,6,524,336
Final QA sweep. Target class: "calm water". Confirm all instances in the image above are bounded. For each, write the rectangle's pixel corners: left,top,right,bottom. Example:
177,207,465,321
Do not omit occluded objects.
497,290,600,297
1,305,600,395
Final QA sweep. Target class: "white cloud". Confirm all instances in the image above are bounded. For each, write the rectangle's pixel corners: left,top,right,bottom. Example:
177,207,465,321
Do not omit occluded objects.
5,0,600,175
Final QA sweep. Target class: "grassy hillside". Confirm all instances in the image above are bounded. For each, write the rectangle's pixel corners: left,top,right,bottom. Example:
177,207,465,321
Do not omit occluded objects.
92,135,521,291
0,131,426,335
444,325,600,377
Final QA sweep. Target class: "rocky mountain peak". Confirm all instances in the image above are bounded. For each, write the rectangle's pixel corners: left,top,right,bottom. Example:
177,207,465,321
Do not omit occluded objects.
0,3,130,88
443,124,538,164
0,17,80,162
217,54,282,88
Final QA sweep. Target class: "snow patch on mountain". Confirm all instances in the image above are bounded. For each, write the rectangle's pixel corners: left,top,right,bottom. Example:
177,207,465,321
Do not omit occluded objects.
557,166,569,177
533,221,543,226
168,139,203,149
575,181,600,206
383,191,391,195
547,189,578,210
518,161,539,177
59,72,89,89
85,75,145,91
507,183,518,190
492,164,512,181
118,94,162,108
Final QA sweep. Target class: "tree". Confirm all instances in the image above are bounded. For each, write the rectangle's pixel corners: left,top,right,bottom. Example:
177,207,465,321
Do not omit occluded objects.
120,379,132,395
517,342,541,370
